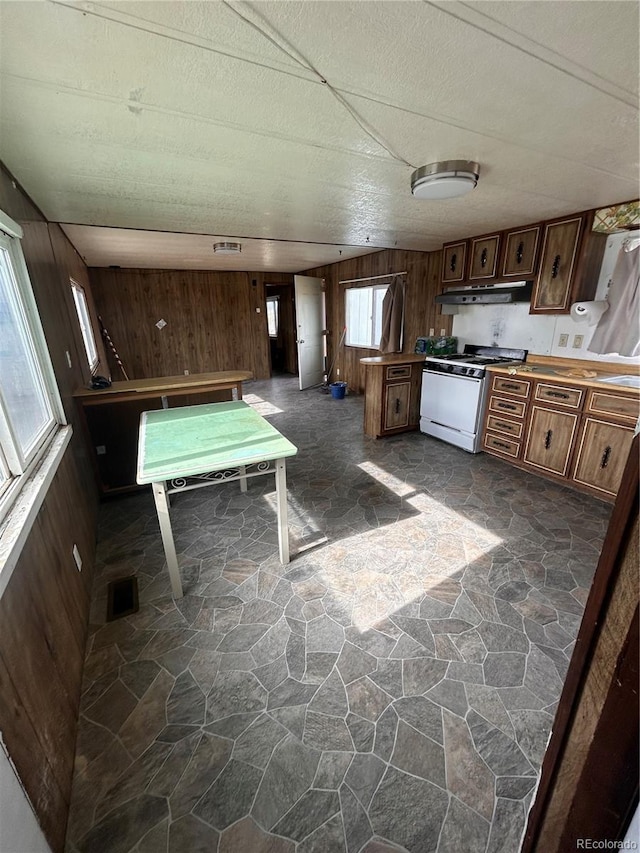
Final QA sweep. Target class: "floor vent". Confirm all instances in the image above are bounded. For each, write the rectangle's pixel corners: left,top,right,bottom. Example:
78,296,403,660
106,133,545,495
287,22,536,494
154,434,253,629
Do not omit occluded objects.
106,576,139,621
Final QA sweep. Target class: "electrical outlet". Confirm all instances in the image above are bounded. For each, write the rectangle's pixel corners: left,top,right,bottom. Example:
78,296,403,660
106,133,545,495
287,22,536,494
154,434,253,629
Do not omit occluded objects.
72,544,82,572
184,369,189,375
573,334,584,348
96,445,106,455
558,334,569,347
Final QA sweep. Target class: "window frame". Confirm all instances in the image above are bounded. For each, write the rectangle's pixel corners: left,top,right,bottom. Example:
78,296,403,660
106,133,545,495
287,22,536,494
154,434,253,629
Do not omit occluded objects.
0,208,66,527
70,278,99,374
266,295,279,339
344,283,389,349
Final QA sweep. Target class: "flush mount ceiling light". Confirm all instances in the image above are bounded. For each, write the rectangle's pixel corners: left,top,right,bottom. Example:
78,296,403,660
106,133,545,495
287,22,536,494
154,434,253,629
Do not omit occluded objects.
411,160,480,200
213,241,242,254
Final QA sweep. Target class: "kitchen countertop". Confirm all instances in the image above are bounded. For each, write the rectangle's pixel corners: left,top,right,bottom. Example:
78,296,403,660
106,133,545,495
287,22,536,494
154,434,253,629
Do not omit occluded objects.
74,370,253,402
360,353,426,365
487,356,640,392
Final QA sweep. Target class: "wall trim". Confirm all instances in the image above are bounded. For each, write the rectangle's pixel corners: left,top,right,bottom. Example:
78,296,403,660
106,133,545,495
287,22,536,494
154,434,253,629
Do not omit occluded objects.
0,426,73,598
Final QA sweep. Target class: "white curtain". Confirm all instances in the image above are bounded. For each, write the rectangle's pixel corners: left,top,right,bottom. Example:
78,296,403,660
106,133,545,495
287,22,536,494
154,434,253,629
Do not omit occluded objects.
588,242,640,357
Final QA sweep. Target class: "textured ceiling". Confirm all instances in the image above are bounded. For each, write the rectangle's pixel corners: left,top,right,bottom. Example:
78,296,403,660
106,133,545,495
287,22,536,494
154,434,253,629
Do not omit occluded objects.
0,0,638,271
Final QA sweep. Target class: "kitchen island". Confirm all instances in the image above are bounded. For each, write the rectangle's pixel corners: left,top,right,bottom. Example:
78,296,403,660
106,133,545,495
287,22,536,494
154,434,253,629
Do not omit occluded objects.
360,353,425,438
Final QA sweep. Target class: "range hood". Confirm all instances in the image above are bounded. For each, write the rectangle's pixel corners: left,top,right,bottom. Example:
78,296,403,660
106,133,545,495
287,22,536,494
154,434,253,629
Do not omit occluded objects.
436,280,533,305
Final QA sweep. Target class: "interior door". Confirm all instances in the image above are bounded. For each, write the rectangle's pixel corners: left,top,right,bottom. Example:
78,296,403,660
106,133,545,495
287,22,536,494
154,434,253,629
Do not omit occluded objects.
294,275,326,390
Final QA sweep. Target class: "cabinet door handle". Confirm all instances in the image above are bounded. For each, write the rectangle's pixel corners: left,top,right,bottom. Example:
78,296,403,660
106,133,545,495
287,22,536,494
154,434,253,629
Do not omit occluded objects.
600,446,611,469
498,402,517,411
551,255,561,279
480,248,488,268
503,382,521,390
395,398,401,414
450,252,457,273
547,390,570,400
516,241,524,265
544,429,553,449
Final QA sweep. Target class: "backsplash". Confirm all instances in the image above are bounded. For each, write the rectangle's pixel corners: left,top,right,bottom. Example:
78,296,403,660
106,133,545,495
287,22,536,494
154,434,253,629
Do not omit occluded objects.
452,232,640,366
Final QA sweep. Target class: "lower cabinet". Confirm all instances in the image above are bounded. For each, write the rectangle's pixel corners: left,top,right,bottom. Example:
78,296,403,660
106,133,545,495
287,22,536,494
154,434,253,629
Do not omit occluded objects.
523,406,579,477
384,381,411,431
482,371,639,501
572,417,635,498
482,374,531,460
362,358,423,438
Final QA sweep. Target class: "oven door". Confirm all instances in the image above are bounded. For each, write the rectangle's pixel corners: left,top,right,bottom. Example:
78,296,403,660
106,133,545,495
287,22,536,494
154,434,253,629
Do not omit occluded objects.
420,369,484,435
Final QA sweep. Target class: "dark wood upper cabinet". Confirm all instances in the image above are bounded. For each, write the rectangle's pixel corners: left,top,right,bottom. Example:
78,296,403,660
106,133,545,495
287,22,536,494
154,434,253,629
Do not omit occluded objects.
468,234,500,280
502,225,541,277
441,240,468,284
530,213,606,314
439,208,607,309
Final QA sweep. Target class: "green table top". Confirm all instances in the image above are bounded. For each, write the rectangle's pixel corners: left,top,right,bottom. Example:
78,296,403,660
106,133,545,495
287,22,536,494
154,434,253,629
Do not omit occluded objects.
137,401,298,484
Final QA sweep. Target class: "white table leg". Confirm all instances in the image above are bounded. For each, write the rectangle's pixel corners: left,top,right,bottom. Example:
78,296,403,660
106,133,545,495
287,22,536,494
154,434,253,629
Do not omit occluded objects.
152,481,183,598
239,465,248,493
275,458,290,564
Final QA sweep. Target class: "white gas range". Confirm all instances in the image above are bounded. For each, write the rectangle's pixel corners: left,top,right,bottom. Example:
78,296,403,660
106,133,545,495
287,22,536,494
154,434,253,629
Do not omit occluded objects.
419,345,528,452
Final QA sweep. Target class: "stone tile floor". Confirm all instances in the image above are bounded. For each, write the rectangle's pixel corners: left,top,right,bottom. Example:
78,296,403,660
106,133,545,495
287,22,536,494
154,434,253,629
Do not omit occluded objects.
65,375,612,853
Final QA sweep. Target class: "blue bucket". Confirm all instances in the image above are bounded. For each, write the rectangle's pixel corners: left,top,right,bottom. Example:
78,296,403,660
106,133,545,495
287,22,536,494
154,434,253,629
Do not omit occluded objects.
330,381,347,399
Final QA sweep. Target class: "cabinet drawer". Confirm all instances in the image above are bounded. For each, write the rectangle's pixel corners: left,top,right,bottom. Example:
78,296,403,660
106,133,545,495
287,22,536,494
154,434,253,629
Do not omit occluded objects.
492,376,531,397
486,414,523,439
572,417,635,497
386,365,412,381
534,382,583,408
489,396,527,418
484,433,520,458
586,388,639,424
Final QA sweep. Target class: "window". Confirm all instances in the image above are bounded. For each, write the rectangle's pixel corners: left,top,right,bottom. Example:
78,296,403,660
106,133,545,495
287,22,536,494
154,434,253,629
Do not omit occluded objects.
0,210,64,519
266,296,279,338
345,284,388,348
70,280,99,373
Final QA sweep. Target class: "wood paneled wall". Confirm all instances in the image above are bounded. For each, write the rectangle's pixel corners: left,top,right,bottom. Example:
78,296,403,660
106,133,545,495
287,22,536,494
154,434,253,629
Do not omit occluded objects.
524,436,640,850
89,268,276,381
0,165,101,851
304,248,448,393
88,252,447,392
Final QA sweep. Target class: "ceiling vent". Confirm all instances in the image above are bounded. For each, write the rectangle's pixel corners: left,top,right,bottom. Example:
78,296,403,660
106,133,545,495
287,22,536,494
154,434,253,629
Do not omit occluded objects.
213,241,242,254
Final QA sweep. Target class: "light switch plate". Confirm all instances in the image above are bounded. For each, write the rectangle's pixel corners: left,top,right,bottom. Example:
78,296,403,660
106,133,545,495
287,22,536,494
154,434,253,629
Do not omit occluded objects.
558,334,569,347
573,334,584,348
